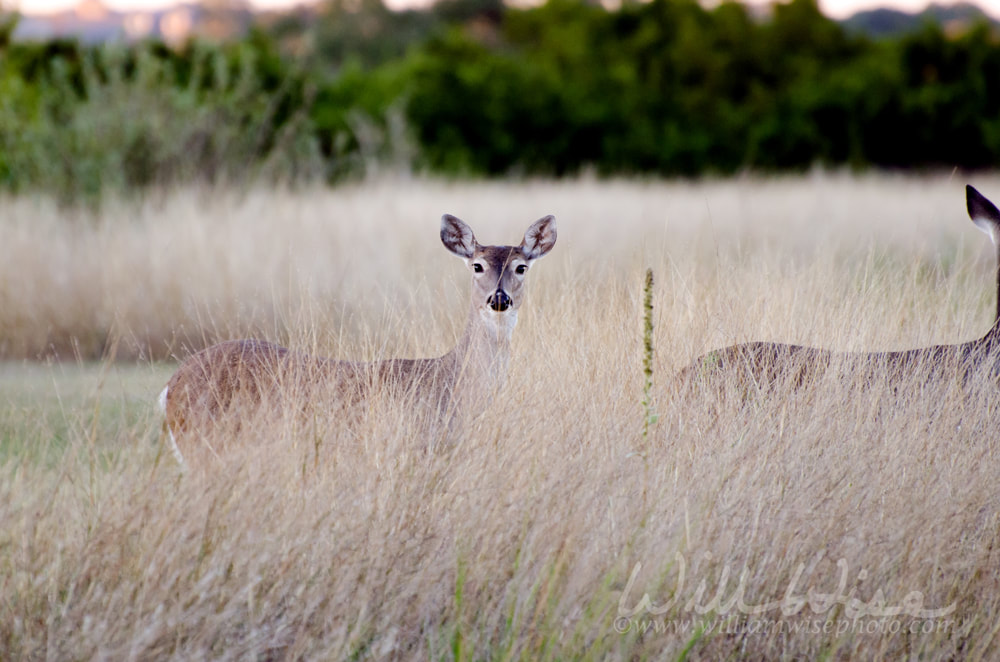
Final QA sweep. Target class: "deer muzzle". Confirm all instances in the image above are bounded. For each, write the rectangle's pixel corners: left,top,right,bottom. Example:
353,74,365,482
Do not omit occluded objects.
487,290,512,312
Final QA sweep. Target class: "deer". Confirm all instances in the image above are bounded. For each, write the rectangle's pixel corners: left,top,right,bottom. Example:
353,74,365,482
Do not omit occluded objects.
158,214,557,466
676,185,1000,396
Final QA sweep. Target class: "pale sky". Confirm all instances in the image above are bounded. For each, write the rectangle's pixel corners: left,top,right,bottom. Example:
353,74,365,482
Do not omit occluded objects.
7,0,1000,22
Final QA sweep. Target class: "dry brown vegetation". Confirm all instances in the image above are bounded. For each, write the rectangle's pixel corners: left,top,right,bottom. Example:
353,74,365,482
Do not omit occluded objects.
2,173,1000,659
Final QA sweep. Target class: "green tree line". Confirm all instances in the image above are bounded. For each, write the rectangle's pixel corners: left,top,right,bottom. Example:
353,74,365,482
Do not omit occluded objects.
1,0,999,203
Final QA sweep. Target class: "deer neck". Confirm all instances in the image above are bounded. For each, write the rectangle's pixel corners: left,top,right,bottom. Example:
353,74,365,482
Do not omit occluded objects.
446,303,517,400
981,244,1000,347
994,241,1000,324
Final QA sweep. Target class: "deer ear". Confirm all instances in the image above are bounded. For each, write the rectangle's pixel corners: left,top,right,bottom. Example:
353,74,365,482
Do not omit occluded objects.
441,215,477,259
521,215,557,260
968,186,1000,247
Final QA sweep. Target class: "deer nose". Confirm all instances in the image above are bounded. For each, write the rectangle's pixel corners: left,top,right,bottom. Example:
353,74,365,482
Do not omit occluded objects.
487,290,511,312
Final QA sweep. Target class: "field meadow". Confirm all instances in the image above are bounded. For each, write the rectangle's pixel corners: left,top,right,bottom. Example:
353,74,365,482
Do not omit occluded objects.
2,173,1000,659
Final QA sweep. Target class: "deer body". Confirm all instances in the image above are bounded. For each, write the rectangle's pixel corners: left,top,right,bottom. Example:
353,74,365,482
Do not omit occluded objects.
678,186,1000,392
160,214,556,464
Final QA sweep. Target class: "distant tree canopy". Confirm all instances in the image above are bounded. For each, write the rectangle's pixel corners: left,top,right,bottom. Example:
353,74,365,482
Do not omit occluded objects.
1,0,999,200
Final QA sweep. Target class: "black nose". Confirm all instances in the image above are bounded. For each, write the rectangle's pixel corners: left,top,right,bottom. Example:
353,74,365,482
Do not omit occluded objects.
487,290,511,312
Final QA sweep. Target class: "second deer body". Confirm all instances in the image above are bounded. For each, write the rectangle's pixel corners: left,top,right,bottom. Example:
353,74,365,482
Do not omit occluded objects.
678,185,1000,393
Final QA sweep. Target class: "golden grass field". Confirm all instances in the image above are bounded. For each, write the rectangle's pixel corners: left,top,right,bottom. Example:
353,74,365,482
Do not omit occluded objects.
2,173,1000,659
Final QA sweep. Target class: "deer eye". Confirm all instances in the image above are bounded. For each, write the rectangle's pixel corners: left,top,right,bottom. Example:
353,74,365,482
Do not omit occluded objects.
515,264,527,275
473,263,484,273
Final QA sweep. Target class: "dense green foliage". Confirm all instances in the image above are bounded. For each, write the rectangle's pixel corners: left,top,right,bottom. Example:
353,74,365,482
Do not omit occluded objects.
1,0,999,201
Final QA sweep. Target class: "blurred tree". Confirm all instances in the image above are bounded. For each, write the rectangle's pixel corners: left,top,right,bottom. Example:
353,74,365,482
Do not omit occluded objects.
5,0,1000,198
197,0,254,42
310,0,438,71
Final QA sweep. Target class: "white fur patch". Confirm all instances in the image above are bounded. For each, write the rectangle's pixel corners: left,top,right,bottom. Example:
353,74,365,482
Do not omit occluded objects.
480,307,518,340
167,428,186,468
157,386,186,468
973,216,1000,248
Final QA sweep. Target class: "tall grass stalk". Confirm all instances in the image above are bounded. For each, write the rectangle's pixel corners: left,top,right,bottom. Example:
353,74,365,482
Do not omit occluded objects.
641,267,657,444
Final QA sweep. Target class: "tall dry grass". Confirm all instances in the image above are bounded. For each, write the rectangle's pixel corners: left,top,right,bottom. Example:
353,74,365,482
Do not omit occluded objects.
2,173,1000,659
